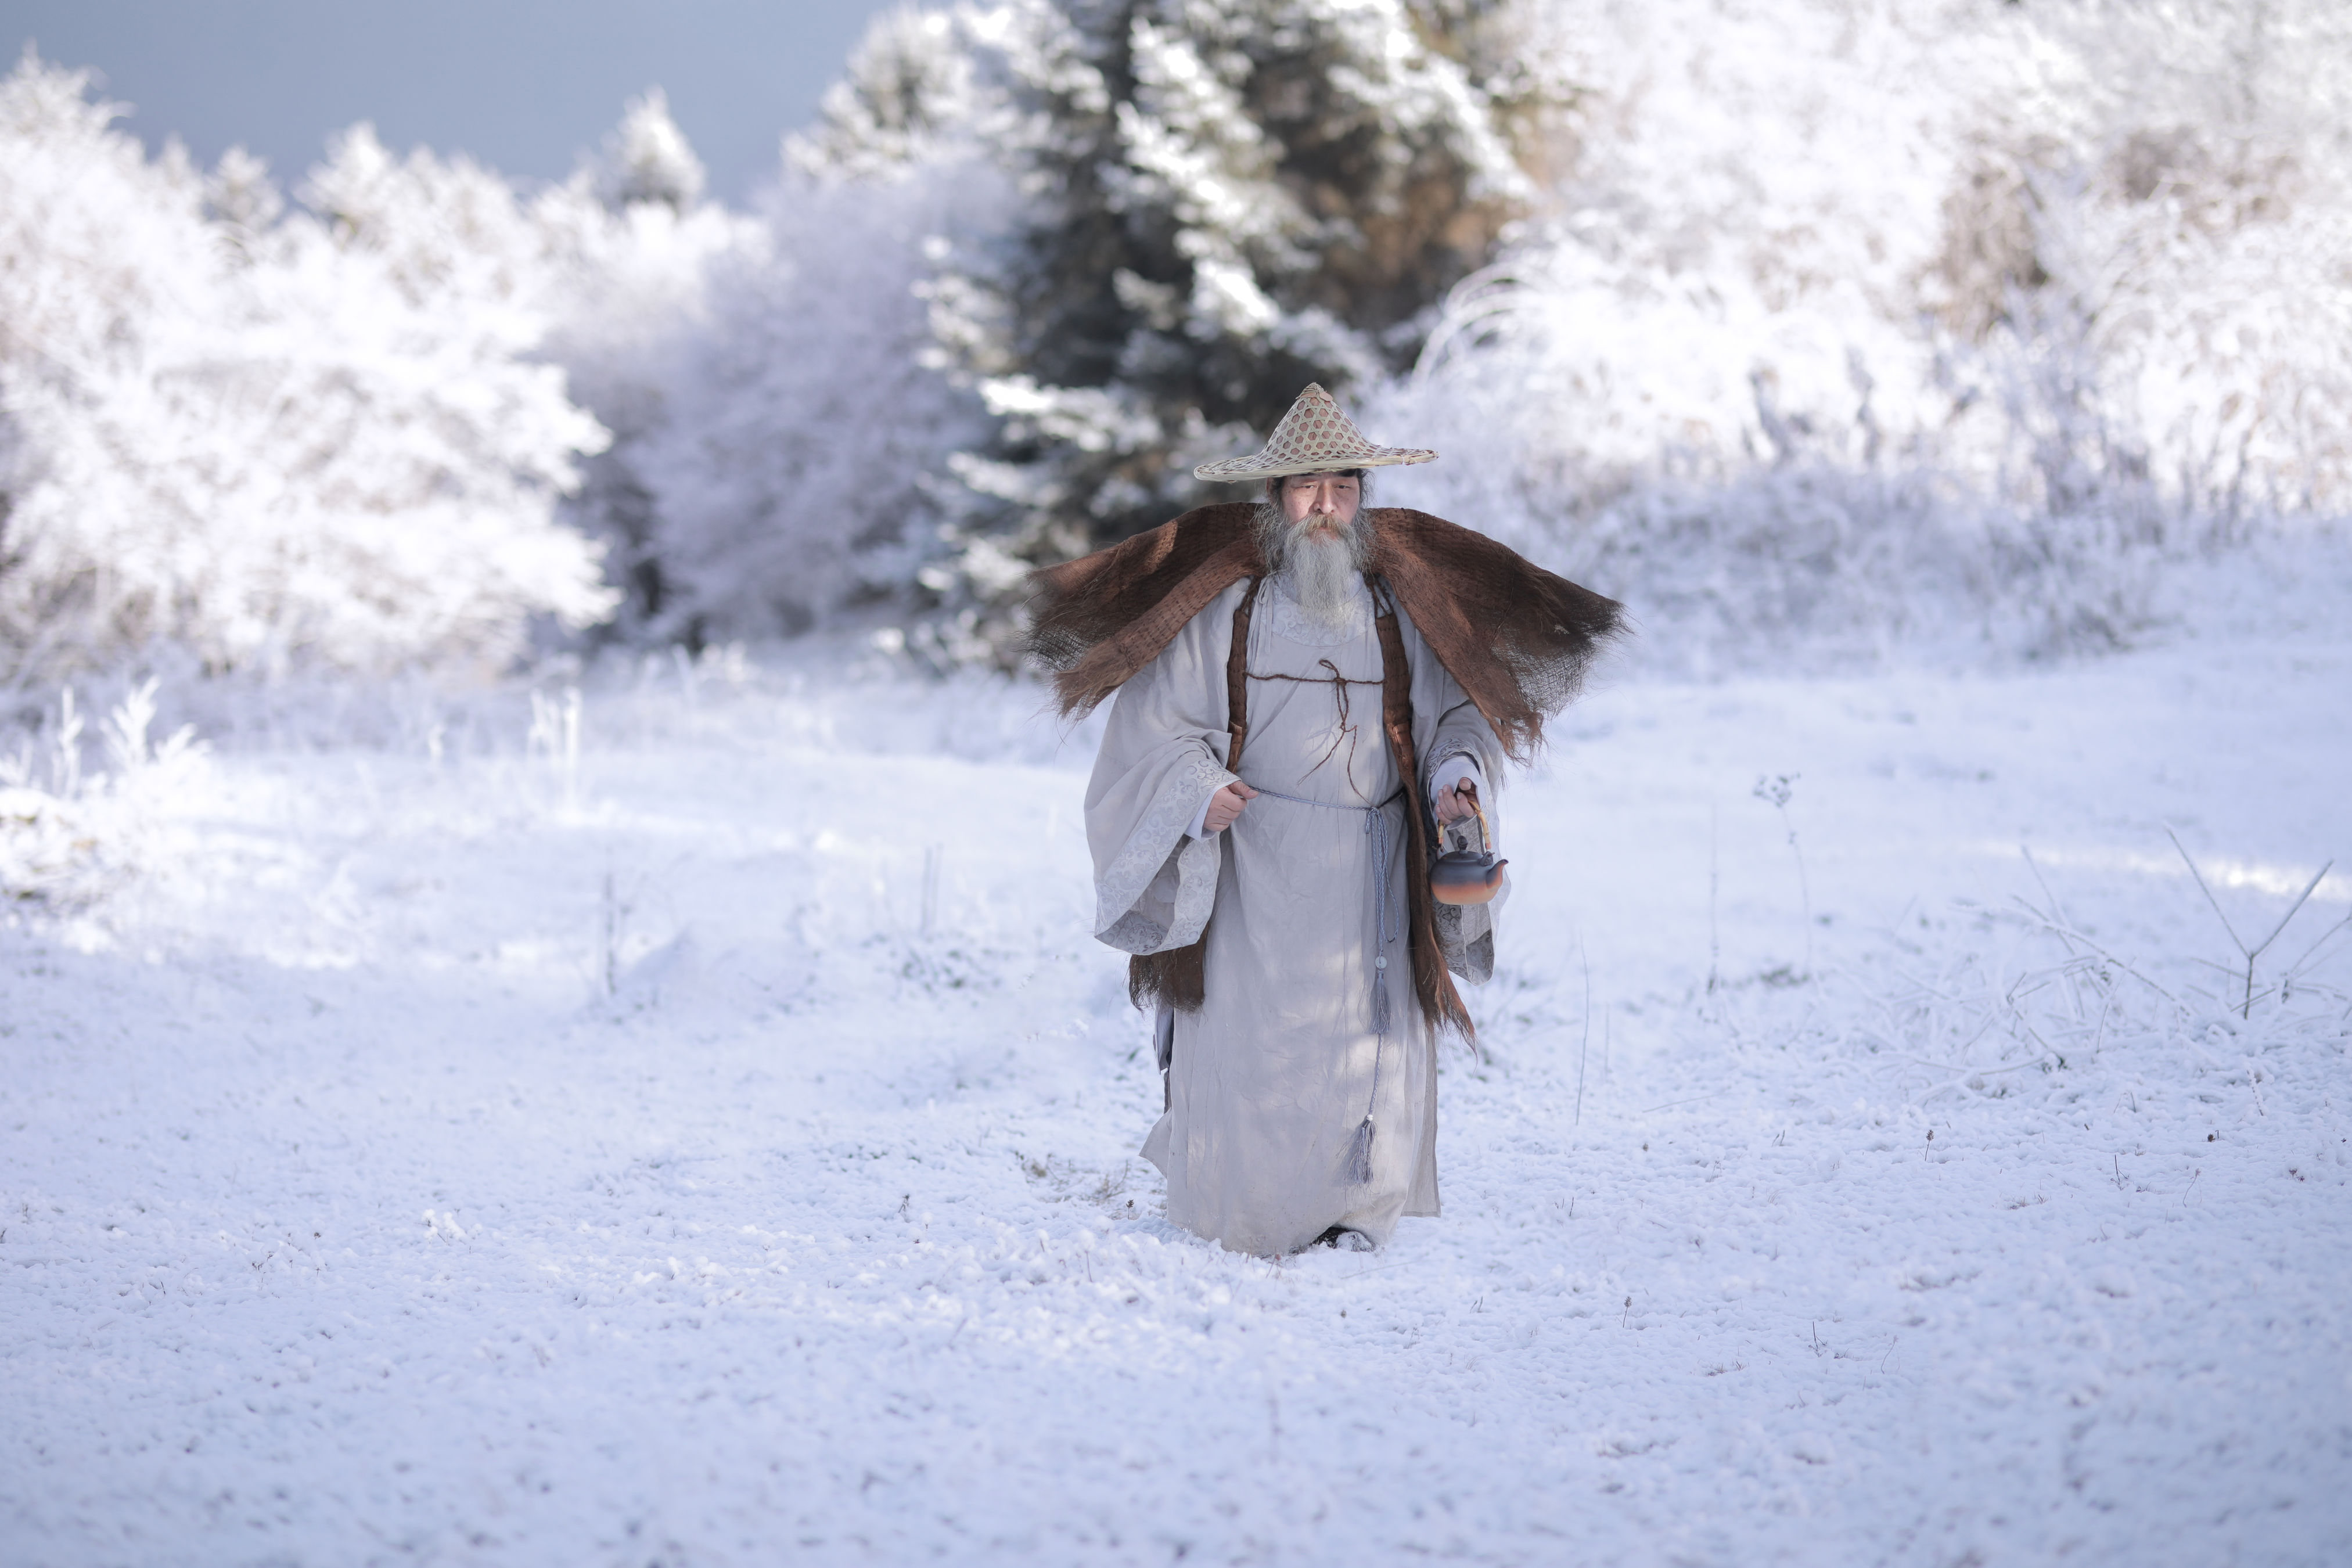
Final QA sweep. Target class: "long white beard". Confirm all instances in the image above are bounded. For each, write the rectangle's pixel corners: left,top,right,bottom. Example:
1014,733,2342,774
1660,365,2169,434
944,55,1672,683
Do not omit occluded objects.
1254,503,1369,630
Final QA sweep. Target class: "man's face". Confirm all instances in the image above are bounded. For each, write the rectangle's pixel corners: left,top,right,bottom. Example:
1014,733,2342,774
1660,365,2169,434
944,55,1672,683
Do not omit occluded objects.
1276,472,1362,533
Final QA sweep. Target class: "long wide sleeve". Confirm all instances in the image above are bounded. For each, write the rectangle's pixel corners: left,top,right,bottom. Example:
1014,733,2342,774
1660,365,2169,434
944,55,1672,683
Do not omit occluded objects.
1399,606,1507,984
1083,582,1246,955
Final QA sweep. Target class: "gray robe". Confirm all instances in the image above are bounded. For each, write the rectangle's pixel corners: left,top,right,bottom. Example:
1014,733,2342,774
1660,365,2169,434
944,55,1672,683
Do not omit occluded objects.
1084,569,1504,1256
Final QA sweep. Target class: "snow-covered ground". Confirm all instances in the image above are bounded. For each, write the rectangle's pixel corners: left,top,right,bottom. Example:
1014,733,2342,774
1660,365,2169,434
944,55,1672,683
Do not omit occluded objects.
5,612,2350,1566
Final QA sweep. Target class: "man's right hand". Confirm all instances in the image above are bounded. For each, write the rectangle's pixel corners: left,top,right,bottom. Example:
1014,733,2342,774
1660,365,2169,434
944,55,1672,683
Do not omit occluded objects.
1203,781,1258,833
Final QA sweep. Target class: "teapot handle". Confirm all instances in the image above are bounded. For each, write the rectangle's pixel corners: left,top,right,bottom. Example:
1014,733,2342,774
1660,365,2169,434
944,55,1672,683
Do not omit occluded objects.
1443,777,1493,858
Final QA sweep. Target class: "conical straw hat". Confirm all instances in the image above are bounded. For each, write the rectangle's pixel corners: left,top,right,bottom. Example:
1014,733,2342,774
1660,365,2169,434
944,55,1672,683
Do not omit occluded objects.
1193,383,1437,481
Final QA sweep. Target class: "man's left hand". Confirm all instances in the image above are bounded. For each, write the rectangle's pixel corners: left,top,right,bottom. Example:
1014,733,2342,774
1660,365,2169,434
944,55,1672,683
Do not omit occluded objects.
1433,777,1479,825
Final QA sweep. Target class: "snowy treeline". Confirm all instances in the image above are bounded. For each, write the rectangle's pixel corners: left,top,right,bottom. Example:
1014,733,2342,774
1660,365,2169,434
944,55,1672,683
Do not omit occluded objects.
1376,0,2352,665
0,60,616,685
2,0,2348,689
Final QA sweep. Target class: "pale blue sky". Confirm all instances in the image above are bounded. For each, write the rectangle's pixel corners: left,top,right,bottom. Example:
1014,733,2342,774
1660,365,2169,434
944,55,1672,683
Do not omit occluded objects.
8,0,900,199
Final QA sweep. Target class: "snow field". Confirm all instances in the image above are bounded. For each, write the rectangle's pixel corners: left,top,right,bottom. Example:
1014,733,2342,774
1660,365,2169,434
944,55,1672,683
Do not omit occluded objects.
3,634,2350,1566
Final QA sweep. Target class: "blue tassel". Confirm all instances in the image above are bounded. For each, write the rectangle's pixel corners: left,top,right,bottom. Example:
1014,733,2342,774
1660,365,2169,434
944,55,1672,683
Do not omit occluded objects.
1344,1115,1375,1186
1370,955,1390,1036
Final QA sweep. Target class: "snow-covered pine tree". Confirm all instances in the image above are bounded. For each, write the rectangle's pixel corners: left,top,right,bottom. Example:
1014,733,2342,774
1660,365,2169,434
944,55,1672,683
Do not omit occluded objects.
928,0,1530,595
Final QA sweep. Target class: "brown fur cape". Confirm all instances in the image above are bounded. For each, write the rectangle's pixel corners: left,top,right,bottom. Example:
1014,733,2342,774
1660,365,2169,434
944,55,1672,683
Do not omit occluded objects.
1028,504,1624,756
1028,502,1623,1037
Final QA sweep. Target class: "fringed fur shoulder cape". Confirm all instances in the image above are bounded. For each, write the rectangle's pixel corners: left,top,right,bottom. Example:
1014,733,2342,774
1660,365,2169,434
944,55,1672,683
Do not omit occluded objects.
1028,503,1624,757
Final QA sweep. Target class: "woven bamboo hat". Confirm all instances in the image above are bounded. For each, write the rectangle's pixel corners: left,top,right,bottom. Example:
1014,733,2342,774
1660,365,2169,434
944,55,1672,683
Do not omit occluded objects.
1193,383,1437,481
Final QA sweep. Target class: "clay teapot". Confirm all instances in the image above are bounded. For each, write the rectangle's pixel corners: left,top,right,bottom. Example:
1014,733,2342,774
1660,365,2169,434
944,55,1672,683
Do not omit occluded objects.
1429,784,1506,906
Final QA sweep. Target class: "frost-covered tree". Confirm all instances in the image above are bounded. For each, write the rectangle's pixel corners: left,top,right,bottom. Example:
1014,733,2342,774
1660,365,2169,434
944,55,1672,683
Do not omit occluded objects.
0,52,614,686
531,3,1530,652
1386,0,1979,502
534,91,746,627
589,87,706,213
628,166,1001,644
927,0,1530,579
616,12,1004,645
790,5,987,182
1922,0,2352,527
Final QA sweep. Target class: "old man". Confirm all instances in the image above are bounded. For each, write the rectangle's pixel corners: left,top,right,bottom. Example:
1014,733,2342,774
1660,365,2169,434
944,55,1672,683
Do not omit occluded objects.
1030,385,1621,1256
